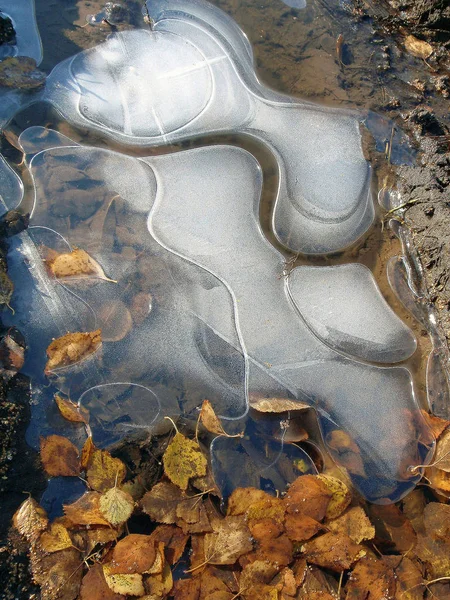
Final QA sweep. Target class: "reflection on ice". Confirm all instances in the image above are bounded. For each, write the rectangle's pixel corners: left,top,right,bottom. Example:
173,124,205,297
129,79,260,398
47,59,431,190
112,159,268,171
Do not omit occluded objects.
44,0,374,254
9,127,433,502
0,154,22,215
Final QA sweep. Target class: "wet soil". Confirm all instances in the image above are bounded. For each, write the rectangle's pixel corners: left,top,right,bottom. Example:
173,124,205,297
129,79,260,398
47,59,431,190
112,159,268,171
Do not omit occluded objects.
0,0,448,597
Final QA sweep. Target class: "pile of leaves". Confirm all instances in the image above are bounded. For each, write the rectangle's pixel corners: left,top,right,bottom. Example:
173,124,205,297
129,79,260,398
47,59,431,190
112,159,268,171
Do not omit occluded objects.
11,386,450,600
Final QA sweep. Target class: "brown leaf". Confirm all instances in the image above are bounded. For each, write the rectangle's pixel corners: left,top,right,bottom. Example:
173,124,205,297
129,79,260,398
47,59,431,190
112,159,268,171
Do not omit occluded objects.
55,394,89,424
163,432,207,491
199,565,235,598
150,525,189,565
176,496,212,534
296,566,338,600
172,578,201,600
402,489,426,536
103,565,144,597
80,436,95,470
284,513,322,542
431,428,450,472
45,330,102,374
426,465,450,492
227,487,274,516
40,435,80,477
249,518,284,542
80,564,125,600
63,491,110,526
109,534,156,575
249,394,310,413
40,522,73,553
86,447,126,492
199,399,241,437
325,430,366,477
47,248,116,283
144,561,173,597
204,515,253,565
30,546,82,600
422,502,450,541
317,474,351,519
404,35,433,59
247,496,286,525
85,527,119,553
369,504,416,553
271,567,298,597
239,560,280,592
394,557,425,600
13,496,48,543
421,410,450,439
251,534,293,568
97,300,133,343
302,531,366,571
0,333,24,371
327,506,375,544
346,556,396,600
283,475,331,521
141,481,184,524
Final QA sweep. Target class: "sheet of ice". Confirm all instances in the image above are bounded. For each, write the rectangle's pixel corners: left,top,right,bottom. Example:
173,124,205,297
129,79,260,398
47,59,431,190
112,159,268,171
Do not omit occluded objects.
10,127,433,502
0,153,23,215
43,0,373,255
288,264,417,363
0,0,42,63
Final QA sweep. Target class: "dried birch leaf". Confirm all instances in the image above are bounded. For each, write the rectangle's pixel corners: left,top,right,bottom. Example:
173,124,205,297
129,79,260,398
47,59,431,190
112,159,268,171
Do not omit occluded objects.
55,394,89,424
345,556,395,600
302,531,366,571
31,546,82,600
325,430,366,477
204,516,253,565
0,270,14,311
13,496,48,542
327,507,375,544
63,491,110,526
144,562,173,597
80,436,95,470
99,487,134,526
199,399,242,437
109,534,156,575
80,564,125,600
249,394,310,413
394,557,425,600
283,475,331,521
432,428,450,472
40,435,80,477
47,248,116,283
163,432,207,490
404,35,433,59
40,522,73,553
317,474,352,519
421,410,450,439
141,481,184,524
45,329,102,374
86,447,126,492
284,513,322,542
227,488,273,516
103,565,145,597
150,525,189,565
97,300,132,342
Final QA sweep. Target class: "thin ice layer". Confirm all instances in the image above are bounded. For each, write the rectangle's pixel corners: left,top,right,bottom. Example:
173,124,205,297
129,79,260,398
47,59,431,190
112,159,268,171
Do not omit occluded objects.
44,0,373,255
11,128,433,502
0,154,23,215
288,264,417,363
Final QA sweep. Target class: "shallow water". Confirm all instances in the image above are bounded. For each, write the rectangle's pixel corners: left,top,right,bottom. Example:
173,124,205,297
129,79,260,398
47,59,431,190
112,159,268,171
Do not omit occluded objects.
0,0,446,505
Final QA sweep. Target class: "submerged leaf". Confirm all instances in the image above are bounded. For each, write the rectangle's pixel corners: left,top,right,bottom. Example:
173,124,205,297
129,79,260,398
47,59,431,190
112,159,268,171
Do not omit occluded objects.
99,487,134,526
103,565,145,596
13,496,48,542
327,507,375,544
317,474,352,519
200,399,241,437
0,57,46,89
40,435,80,477
63,491,110,526
141,481,184,524
249,394,310,413
431,428,450,472
45,329,102,374
86,447,126,492
55,394,89,424
204,515,253,565
40,522,73,553
47,247,116,283
302,531,366,571
163,432,207,490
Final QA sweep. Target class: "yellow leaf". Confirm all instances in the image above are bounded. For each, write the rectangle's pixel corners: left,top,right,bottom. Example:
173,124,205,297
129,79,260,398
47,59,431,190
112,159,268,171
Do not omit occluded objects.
199,399,241,437
163,432,207,491
55,394,89,424
327,507,375,544
432,428,450,472
99,487,134,526
317,474,352,520
47,247,116,283
13,496,48,542
45,329,102,374
40,522,73,553
249,394,310,413
81,435,95,470
404,35,433,59
103,565,145,596
86,447,126,492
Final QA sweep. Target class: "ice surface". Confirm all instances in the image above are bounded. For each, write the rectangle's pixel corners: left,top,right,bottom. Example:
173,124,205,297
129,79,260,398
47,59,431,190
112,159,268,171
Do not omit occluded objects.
0,0,42,63
0,153,23,215
43,0,374,255
288,264,417,363
10,127,433,502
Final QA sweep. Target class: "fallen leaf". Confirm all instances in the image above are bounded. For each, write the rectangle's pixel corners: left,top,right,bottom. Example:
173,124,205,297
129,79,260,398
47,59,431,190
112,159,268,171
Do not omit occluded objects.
40,522,73,553
0,269,14,311
346,556,396,600
249,394,310,413
247,496,286,525
296,566,338,600
394,557,425,600
80,436,95,470
40,435,80,477
13,496,48,543
0,332,24,371
283,475,331,521
369,504,416,553
163,432,207,490
401,489,426,536
47,248,116,283
80,564,125,600
284,513,322,542
271,567,298,596
99,487,134,526
327,507,375,544
141,481,184,524
176,496,212,534
45,329,102,374
144,561,173,597
199,565,235,598
431,428,450,472
199,399,241,437
85,527,119,553
239,560,279,592
109,534,156,574
227,488,274,516
325,430,366,477
404,35,433,59
172,578,201,600
248,534,293,568
302,531,366,571
0,56,46,89
63,491,110,526
31,546,82,600
97,300,132,342
421,410,450,439
204,515,253,565
317,474,351,519
249,518,284,542
426,465,450,493
55,394,89,424
150,525,189,564
86,447,126,492
103,565,144,597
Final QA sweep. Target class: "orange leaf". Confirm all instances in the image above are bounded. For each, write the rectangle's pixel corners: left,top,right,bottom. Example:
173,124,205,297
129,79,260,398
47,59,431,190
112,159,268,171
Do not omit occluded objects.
40,435,80,477
109,534,156,575
80,564,125,600
55,394,89,424
63,491,110,526
45,329,102,374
